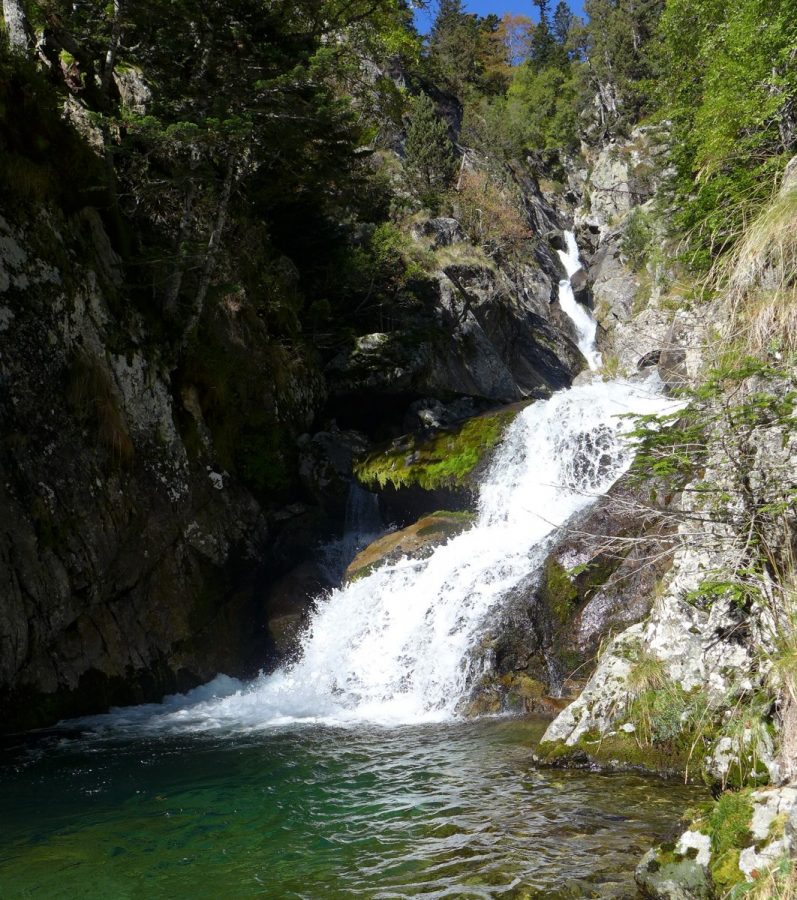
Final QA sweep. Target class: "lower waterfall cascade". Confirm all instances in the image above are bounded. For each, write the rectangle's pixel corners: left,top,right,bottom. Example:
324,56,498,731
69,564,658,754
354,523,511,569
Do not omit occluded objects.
80,381,678,736
74,233,675,736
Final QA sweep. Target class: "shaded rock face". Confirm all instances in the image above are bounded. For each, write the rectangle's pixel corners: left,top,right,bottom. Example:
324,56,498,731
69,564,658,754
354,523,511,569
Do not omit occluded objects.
263,560,333,662
0,207,327,731
326,259,584,408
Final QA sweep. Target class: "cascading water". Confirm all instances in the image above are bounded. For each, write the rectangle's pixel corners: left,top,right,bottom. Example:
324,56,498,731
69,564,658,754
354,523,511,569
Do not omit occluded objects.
557,230,602,370
82,375,677,736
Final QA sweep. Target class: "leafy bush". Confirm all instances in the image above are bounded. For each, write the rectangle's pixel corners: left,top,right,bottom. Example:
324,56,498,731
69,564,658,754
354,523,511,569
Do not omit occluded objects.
621,207,655,271
453,169,532,259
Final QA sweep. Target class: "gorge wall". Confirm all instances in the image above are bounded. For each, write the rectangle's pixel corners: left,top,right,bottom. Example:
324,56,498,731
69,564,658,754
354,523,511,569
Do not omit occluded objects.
0,73,594,731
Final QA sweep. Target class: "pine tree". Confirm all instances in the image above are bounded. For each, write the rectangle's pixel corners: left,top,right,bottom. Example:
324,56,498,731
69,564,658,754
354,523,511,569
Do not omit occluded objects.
552,0,573,45
404,93,457,208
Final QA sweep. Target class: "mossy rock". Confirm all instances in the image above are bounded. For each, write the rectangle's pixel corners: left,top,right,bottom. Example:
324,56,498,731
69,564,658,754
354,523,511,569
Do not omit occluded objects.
536,730,696,778
354,407,518,492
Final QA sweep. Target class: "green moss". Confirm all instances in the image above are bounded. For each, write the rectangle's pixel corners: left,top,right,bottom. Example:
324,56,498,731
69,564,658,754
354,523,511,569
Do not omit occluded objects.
354,409,517,491
540,559,579,625
708,792,753,858
711,849,744,894
537,729,698,776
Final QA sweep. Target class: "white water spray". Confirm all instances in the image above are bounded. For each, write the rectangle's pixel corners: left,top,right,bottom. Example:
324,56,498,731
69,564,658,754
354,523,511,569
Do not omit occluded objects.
81,376,677,735
557,231,602,371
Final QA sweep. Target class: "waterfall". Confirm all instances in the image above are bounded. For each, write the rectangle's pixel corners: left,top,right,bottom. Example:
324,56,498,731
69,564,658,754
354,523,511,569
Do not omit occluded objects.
557,231,602,371
81,376,677,735
319,483,383,582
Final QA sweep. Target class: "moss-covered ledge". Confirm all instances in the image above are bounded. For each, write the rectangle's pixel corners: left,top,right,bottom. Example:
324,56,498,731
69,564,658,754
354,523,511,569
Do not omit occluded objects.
353,407,519,492
535,730,697,780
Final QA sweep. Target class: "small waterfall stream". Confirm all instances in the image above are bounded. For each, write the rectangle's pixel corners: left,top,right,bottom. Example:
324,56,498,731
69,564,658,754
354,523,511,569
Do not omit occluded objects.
84,398,676,735
557,230,602,370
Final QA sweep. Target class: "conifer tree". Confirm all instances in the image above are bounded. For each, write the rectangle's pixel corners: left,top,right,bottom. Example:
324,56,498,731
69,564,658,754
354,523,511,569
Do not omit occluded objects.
404,92,457,208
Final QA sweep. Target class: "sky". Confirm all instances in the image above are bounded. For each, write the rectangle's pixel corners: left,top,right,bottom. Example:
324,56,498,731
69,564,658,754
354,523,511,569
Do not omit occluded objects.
414,1,585,33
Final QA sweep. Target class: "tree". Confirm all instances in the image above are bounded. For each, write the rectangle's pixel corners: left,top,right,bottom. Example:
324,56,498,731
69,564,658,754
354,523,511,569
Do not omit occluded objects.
578,0,662,135
527,0,556,70
657,0,797,264
552,0,573,45
404,92,457,208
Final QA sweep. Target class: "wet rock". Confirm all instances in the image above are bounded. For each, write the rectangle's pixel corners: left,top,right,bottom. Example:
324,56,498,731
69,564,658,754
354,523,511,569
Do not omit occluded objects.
264,560,332,661
546,229,568,252
298,428,370,519
344,511,475,582
402,396,481,432
635,845,712,899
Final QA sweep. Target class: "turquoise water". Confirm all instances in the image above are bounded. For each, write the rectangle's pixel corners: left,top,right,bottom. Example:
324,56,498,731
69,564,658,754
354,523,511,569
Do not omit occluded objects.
0,718,699,898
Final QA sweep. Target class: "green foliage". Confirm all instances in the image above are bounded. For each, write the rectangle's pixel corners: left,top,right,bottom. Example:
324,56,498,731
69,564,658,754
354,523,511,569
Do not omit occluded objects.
505,59,581,153
621,207,655,271
427,0,508,100
580,0,663,136
657,0,797,264
707,792,753,892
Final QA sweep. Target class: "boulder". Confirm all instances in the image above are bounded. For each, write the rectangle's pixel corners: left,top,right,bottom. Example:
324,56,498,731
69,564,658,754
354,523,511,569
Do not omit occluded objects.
263,560,331,662
344,511,475,582
411,217,465,249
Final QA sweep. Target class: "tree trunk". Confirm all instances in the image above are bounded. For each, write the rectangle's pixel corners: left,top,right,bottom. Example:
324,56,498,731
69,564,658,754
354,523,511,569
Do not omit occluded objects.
100,0,124,97
181,157,236,346
3,0,30,53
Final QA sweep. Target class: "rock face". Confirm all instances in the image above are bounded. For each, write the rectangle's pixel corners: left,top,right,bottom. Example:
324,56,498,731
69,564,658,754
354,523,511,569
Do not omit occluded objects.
576,125,669,239
0,206,326,730
464,469,678,714
326,257,584,409
0,158,591,731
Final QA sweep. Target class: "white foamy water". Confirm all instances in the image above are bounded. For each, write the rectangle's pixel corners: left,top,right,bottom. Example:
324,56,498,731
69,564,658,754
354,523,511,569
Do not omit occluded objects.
75,375,678,736
557,231,602,370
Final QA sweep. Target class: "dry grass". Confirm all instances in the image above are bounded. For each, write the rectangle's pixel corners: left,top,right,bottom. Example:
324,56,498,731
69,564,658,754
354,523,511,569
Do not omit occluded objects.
722,185,797,356
738,858,797,899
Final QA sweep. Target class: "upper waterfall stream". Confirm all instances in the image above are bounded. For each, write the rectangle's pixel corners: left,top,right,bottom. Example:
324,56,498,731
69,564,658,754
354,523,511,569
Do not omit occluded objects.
80,375,676,736
557,230,602,370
